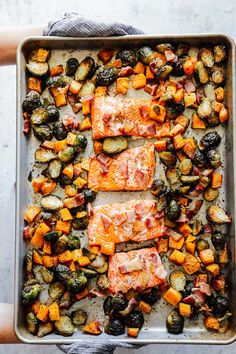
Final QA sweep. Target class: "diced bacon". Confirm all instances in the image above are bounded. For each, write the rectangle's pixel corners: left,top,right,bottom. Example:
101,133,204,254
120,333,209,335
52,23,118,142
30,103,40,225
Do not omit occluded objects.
183,294,195,305
149,61,158,75
172,55,178,63
138,124,148,136
119,66,133,77
67,93,79,105
184,80,196,93
202,169,214,176
64,193,85,209
62,114,74,129
193,289,206,307
119,160,128,179
80,94,94,102
176,81,183,89
199,282,211,296
97,153,111,165
23,115,31,134
74,165,82,177
88,287,106,299
87,203,94,217
139,104,149,118
101,213,112,231
144,84,153,94
154,211,165,219
114,212,127,225
126,209,136,223
165,50,175,62
186,199,203,219
147,123,156,135
23,226,34,240
119,258,143,273
211,276,225,292
134,202,145,215
203,223,213,234
193,166,200,176
165,227,183,241
145,217,155,229
194,183,205,195
151,84,158,96
100,165,109,176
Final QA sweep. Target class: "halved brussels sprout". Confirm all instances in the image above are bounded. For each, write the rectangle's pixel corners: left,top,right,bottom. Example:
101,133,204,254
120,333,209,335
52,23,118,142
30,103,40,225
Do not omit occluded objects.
197,98,213,119
203,187,219,202
192,219,203,236
59,291,72,310
55,316,74,336
37,322,53,338
41,88,54,107
90,255,106,269
26,60,49,77
95,67,119,87
58,147,75,163
39,266,54,283
67,235,81,250
22,90,41,113
26,312,38,335
151,179,165,197
213,296,229,317
140,288,160,305
73,134,88,153
156,195,167,212
22,283,41,305
59,174,73,186
55,264,71,283
198,47,214,68
169,270,186,291
200,132,221,151
196,238,210,252
75,56,95,81
211,65,225,85
47,105,60,122
33,124,53,142
193,148,205,168
172,57,186,77
180,175,200,184
97,274,110,290
110,296,128,312
175,43,189,57
46,75,69,88
207,205,231,224
214,45,226,63
44,231,61,242
24,249,33,274
72,310,88,326
155,65,173,80
49,282,65,300
53,121,68,141
103,136,128,155
66,271,87,293
165,102,184,119
54,235,68,254
105,318,125,336
116,49,138,67
82,188,96,203
156,43,174,54
195,61,209,84
35,148,57,163
165,168,180,185
138,46,155,64
125,310,144,328
167,200,181,221
207,113,220,127
179,159,192,175
206,149,221,168
48,159,62,179
72,216,88,230
78,80,96,97
159,151,177,167
81,268,97,278
166,310,184,334
181,280,194,298
41,195,63,211
30,108,49,125
212,232,226,250
65,57,79,77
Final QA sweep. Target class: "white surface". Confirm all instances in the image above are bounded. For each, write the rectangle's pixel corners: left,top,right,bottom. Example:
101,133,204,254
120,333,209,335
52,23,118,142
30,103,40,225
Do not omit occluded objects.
0,0,236,353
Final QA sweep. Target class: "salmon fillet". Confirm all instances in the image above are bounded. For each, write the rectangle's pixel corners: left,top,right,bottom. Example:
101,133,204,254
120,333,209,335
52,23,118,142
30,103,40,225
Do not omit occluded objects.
108,247,167,293
88,144,155,191
91,97,170,139
88,199,165,246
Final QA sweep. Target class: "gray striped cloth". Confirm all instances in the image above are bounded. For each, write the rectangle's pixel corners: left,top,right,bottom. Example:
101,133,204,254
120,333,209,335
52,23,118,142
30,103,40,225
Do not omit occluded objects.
45,14,146,354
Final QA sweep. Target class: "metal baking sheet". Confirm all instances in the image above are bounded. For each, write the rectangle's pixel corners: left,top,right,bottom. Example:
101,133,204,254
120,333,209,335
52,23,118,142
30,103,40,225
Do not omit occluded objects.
15,34,236,344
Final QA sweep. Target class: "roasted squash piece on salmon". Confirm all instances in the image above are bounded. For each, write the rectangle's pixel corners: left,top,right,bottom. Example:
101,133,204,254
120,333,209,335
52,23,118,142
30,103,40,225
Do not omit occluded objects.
88,199,165,246
91,97,170,139
88,144,155,191
108,247,167,293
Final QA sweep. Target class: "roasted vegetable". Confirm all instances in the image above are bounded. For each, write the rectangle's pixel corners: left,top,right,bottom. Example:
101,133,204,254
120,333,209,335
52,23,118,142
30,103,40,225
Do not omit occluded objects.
53,121,68,141
24,249,33,275
48,159,62,179
103,296,113,316
49,282,65,299
72,216,88,230
55,264,71,283
167,200,181,221
72,310,88,326
200,132,221,151
166,310,184,334
37,322,53,338
207,113,220,127
181,280,194,298
105,319,125,336
55,316,74,336
110,296,128,312
54,235,68,254
82,188,96,203
46,75,69,88
58,147,75,163
47,105,60,122
97,274,110,290
125,310,144,329
179,159,192,175
59,174,73,186
159,151,177,167
116,49,138,67
213,296,229,317
207,205,231,224
33,124,53,142
156,43,174,53
180,175,199,184
206,149,221,168
75,56,95,81
22,90,41,113
26,312,38,335
35,148,56,162
44,231,61,242
195,61,209,84
65,57,79,76
169,270,186,292
26,60,49,77
197,98,213,119
73,134,88,153
212,232,226,250
198,47,214,68
172,57,186,77
214,45,226,64
22,283,41,305
193,148,205,168
140,288,160,305
165,168,180,185
151,179,165,197
39,266,54,283
66,272,87,294
155,65,173,80
81,268,97,278
67,235,81,250
138,46,155,64
203,188,219,202
31,107,49,125
78,80,95,97
95,67,118,87
103,136,128,155
196,238,210,252
166,102,184,119
41,195,63,211
211,65,225,85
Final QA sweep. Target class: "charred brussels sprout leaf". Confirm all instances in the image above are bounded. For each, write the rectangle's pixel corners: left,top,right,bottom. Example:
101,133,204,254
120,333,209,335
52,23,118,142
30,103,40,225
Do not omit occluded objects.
24,249,33,274
95,67,119,86
116,49,138,67
212,232,226,250
82,188,96,203
26,312,38,335
65,57,79,77
206,149,221,168
22,283,41,305
41,195,63,211
105,318,125,336
170,271,186,292
213,296,229,317
165,102,184,119
37,322,53,338
35,148,57,163
33,124,53,142
73,134,87,153
155,65,173,80
55,264,71,283
30,107,49,125
49,282,65,299
200,132,221,151
75,56,95,81
103,136,128,155
26,60,49,77
211,65,225,85
39,266,54,283
22,90,41,113
159,151,177,167
53,121,68,141
72,310,88,326
198,47,214,68
97,274,110,290
140,288,160,305
67,235,81,250
47,105,60,122
58,147,75,163
44,231,61,242
207,205,231,224
138,46,155,64
55,316,74,336
66,272,87,294
46,75,69,88
166,310,184,334
167,200,181,221
125,310,144,328
214,45,226,64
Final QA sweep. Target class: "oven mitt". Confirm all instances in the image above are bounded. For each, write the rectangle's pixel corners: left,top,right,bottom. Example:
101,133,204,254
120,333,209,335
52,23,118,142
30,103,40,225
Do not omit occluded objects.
44,12,145,354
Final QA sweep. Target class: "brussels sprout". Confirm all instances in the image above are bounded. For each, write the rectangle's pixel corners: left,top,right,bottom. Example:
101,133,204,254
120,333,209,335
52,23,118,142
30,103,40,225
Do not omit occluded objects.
116,49,138,67
195,61,209,84
40,211,53,221
214,45,226,63
156,43,174,53
73,134,88,153
137,46,155,65
35,148,57,163
55,316,74,336
26,312,38,335
212,232,226,250
49,282,65,299
59,174,73,186
180,175,200,184
82,188,96,203
200,132,221,151
151,179,165,197
110,296,128,312
181,280,194,298
37,322,53,337
213,296,229,317
179,159,192,175
140,288,160,305
105,318,125,336
103,296,113,316
31,107,49,125
44,231,61,242
96,262,108,274
67,235,81,250
125,310,144,328
90,254,106,269
53,121,68,141
197,98,213,119
206,149,221,168
65,57,79,76
165,168,180,185
167,200,181,221
59,291,72,310
193,148,205,168
192,219,203,236
24,249,33,274
41,88,54,107
47,105,60,122
196,238,210,252
207,113,220,127
172,57,186,77
22,283,41,305
169,270,186,292
211,65,225,85
81,268,97,278
72,216,88,230
207,205,231,224
46,75,69,88
75,56,95,81
166,310,184,334
41,195,63,211
95,67,119,87
102,136,128,155
39,266,54,283
54,235,68,254
159,151,177,167
55,264,71,283
198,47,214,68
176,43,189,57
26,60,49,77
66,272,87,293
166,102,184,119
155,195,167,212
72,310,88,326
97,274,110,290
33,124,53,142
48,159,62,179
203,188,219,202
155,65,173,80
78,80,95,97
58,147,75,163
22,90,41,113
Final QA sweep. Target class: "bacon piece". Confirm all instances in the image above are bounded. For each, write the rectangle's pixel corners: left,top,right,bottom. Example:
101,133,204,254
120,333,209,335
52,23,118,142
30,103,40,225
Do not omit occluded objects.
145,217,155,229
64,193,85,209
97,153,111,165
126,209,136,223
23,226,34,240
101,213,112,231
134,202,145,215
87,203,94,217
147,123,156,135
139,104,149,118
184,80,196,93
114,212,127,225
100,165,109,176
134,169,145,180
119,66,133,77
203,223,213,234
80,94,94,102
165,50,175,62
